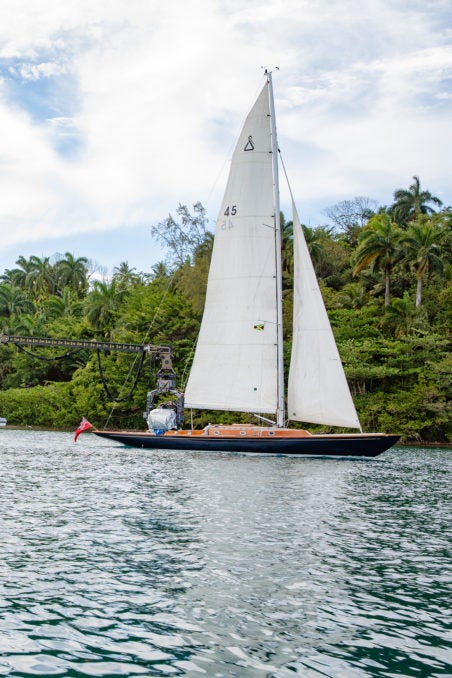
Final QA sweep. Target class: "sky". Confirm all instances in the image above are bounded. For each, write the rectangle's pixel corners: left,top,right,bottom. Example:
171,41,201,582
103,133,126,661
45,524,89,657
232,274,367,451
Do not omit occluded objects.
0,0,451,277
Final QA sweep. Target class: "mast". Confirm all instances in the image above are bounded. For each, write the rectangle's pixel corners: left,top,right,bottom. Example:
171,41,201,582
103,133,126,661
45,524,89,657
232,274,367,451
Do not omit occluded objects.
267,70,285,428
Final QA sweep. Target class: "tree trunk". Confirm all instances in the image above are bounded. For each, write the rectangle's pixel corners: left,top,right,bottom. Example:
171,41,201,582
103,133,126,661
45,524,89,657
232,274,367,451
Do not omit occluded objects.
416,276,422,307
384,268,391,306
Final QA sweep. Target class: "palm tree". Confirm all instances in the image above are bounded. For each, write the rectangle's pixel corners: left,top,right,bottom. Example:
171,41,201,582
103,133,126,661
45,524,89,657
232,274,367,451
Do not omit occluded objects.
112,261,141,290
391,176,442,226
302,225,328,267
383,292,417,338
151,262,170,280
382,292,429,338
43,287,81,320
26,256,57,298
84,279,127,334
353,212,402,306
281,217,294,290
0,269,19,287
279,219,328,288
402,218,444,306
55,253,89,296
2,256,35,289
338,283,367,309
193,232,214,265
8,313,37,336
0,285,34,318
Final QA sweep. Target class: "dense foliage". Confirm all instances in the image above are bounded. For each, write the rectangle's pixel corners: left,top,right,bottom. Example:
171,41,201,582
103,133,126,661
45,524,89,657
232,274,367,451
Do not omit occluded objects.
0,181,450,443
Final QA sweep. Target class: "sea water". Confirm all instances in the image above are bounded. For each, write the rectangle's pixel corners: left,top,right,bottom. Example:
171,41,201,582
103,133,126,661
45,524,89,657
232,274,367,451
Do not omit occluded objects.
0,429,450,677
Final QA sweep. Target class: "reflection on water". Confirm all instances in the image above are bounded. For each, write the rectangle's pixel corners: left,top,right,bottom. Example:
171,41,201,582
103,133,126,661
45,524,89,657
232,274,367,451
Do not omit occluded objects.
0,429,450,676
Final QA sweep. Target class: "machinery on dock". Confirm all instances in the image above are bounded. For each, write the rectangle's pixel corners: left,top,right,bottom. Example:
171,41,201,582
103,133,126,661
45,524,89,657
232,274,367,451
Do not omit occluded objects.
0,333,184,429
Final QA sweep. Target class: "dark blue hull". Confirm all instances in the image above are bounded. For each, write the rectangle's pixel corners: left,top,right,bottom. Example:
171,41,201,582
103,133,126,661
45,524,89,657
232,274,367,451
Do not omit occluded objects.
93,431,399,457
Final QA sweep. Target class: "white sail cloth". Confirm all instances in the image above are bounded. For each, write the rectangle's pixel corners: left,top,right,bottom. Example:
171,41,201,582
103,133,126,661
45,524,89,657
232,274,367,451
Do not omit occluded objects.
185,85,278,413
288,204,361,429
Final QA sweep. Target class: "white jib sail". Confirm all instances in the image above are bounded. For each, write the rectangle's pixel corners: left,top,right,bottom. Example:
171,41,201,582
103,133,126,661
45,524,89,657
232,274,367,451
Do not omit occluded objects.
288,204,362,429
185,84,278,414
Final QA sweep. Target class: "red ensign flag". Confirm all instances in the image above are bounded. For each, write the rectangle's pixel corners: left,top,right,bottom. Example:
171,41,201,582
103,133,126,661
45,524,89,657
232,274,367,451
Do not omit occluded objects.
74,417,93,442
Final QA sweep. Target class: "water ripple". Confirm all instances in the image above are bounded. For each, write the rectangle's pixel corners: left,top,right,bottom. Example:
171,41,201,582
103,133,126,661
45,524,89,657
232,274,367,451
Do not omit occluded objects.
0,430,450,676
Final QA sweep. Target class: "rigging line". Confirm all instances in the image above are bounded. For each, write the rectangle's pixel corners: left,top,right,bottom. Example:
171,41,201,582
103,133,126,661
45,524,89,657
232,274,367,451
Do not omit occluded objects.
15,344,81,362
204,76,265,214
180,342,196,390
140,273,175,345
103,270,177,428
97,349,145,403
278,150,296,204
103,348,147,428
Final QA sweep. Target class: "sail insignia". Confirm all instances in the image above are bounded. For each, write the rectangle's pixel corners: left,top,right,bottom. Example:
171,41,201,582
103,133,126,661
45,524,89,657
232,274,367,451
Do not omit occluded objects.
244,135,255,151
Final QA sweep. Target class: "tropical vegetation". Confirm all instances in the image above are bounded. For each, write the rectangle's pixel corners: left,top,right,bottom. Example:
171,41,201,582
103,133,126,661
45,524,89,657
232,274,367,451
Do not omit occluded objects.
0,179,450,443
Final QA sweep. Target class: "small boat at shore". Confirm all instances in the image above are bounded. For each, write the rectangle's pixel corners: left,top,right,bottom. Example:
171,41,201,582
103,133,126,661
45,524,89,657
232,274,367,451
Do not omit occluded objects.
94,72,399,457
0,418,7,427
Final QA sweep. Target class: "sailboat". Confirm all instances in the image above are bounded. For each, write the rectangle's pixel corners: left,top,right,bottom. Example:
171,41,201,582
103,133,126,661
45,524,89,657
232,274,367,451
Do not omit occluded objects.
94,72,399,457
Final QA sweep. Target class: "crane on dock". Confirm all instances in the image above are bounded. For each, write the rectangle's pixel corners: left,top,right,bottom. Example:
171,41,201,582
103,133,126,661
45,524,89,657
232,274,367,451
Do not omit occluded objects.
0,332,184,426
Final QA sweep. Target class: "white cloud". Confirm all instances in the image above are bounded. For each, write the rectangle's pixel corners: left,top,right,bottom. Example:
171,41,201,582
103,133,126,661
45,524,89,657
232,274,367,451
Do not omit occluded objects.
9,61,65,80
0,0,451,271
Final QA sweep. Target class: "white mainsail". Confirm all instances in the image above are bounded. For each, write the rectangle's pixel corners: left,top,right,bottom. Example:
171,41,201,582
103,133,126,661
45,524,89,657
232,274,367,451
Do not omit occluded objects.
185,84,278,413
288,204,361,429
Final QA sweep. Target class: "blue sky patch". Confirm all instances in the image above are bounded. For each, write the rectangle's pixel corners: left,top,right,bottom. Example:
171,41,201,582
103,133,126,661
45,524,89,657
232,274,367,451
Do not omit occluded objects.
1,56,83,159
